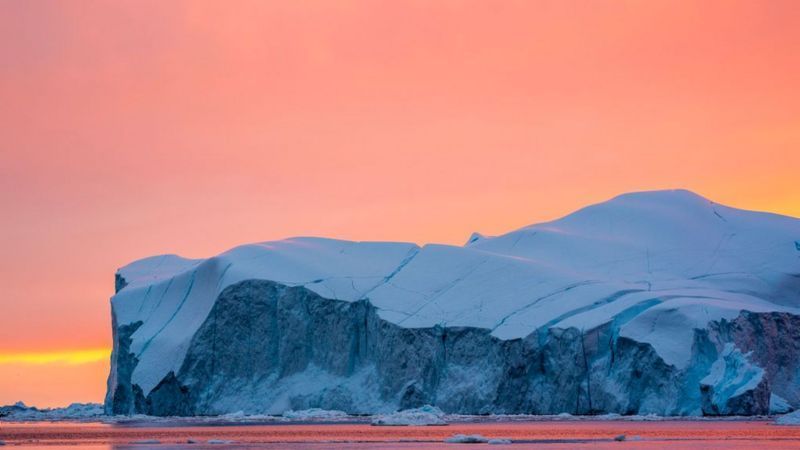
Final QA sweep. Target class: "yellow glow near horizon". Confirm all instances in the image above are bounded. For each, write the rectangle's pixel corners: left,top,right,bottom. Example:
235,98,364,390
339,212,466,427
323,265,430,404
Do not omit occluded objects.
0,349,111,366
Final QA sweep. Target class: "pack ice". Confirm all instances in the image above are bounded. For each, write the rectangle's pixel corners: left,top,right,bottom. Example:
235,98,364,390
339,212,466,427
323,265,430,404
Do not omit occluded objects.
106,190,800,416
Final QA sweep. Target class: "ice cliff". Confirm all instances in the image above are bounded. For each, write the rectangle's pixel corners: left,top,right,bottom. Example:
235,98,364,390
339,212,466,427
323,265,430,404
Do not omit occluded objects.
105,190,800,416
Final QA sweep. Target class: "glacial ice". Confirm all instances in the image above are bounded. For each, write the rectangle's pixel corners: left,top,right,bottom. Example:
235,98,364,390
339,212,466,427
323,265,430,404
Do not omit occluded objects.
105,189,800,416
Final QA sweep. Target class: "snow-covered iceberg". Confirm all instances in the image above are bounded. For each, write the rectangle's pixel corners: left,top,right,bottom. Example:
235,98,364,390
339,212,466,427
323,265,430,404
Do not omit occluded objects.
105,190,800,416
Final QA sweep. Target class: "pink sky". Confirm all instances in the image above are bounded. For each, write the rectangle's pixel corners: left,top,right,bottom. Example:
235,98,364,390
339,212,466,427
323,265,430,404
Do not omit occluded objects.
1,0,799,407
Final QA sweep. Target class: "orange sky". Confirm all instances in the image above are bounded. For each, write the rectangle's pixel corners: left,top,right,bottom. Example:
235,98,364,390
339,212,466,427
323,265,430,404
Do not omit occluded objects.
1,0,799,407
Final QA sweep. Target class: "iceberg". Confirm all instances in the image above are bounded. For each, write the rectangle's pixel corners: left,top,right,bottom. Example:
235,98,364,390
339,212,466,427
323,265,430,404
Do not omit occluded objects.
105,190,800,416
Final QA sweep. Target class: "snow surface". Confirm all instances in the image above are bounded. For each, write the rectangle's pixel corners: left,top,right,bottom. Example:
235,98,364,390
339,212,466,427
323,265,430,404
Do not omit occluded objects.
112,189,800,395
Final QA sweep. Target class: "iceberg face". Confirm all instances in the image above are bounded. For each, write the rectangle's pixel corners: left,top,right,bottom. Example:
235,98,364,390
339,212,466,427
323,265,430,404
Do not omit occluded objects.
106,190,800,416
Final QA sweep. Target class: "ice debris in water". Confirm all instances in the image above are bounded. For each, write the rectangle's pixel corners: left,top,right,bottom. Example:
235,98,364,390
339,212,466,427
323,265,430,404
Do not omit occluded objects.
488,438,513,444
130,439,160,444
445,434,490,443
372,405,447,426
283,408,349,420
207,439,235,444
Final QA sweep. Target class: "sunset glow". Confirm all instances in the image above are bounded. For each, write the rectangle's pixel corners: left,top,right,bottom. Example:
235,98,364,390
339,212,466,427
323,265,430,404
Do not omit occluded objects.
1,0,799,407
0,349,110,366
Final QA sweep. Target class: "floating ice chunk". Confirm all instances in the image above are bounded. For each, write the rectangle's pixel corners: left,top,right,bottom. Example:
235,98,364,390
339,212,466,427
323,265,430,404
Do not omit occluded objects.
596,413,622,420
207,439,235,444
488,438,513,444
445,434,489,443
628,414,665,421
283,408,349,420
130,439,160,444
776,410,800,425
372,405,446,426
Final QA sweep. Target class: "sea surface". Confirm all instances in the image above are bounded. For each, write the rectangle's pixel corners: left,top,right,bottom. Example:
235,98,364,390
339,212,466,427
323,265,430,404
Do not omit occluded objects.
2,419,800,449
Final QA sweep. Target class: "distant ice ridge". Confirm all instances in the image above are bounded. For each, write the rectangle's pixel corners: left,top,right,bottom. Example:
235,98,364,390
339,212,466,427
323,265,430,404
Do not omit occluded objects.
0,402,104,421
105,190,800,416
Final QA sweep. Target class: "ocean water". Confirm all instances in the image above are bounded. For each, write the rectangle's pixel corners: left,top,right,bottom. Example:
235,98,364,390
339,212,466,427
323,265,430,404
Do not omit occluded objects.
2,419,800,449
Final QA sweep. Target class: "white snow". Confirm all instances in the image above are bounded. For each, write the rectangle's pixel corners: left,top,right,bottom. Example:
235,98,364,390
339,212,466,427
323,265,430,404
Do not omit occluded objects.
111,189,800,395
372,405,447,426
